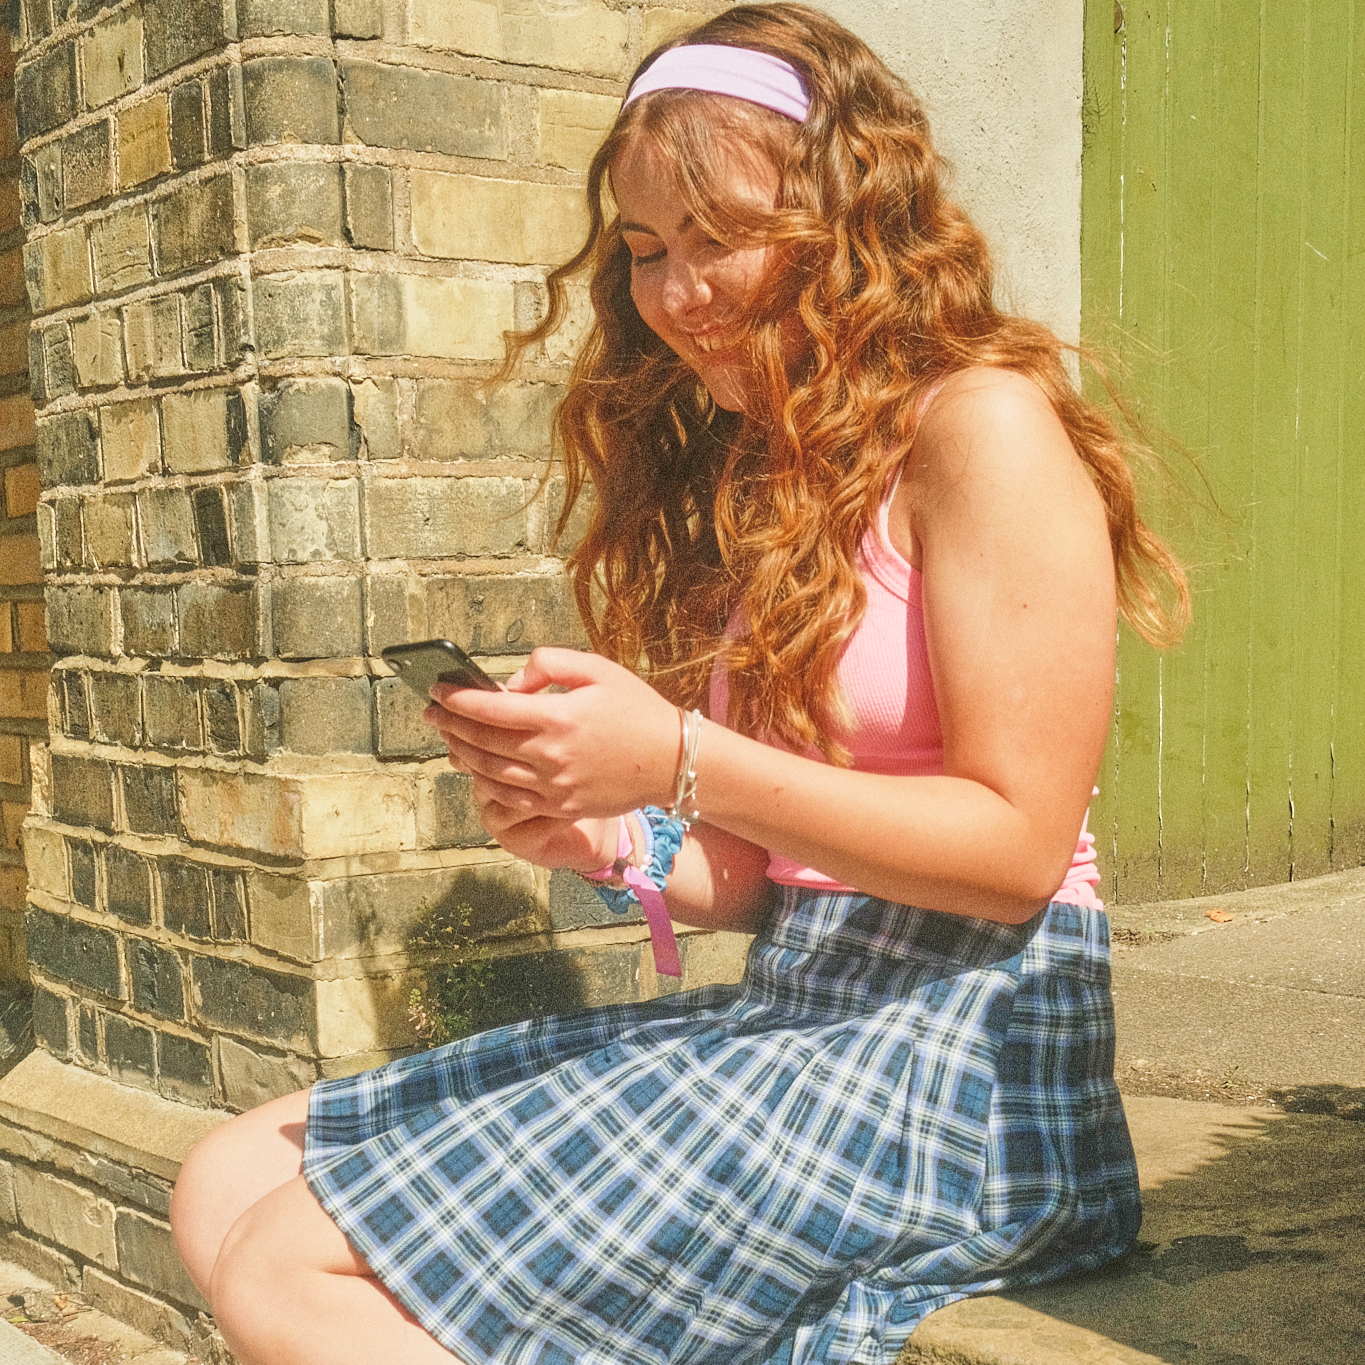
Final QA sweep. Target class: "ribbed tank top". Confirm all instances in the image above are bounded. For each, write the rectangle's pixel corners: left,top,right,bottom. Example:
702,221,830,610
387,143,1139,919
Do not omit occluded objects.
709,485,1103,908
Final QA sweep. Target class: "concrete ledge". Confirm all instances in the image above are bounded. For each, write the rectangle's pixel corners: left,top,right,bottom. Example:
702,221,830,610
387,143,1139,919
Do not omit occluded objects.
0,1051,228,1183
902,1297,1164,1364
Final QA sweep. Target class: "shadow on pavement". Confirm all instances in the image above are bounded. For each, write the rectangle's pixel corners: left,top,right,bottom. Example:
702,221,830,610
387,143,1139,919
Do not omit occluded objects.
1005,1100,1365,1364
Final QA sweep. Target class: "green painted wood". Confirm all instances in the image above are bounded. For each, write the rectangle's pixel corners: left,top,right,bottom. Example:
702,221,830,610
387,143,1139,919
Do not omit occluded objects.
1082,0,1365,898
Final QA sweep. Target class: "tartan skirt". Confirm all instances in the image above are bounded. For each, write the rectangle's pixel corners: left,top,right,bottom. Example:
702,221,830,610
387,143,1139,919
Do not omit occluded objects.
302,889,1141,1365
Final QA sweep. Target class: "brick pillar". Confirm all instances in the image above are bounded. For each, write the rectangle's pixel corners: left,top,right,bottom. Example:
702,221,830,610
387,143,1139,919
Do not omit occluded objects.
1,0,739,1328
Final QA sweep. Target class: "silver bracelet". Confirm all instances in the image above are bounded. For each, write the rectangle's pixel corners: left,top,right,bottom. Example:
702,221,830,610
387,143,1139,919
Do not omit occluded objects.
671,707,702,828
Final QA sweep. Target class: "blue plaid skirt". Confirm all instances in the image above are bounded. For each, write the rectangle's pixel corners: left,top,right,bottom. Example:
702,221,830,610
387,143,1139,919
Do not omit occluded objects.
303,890,1141,1365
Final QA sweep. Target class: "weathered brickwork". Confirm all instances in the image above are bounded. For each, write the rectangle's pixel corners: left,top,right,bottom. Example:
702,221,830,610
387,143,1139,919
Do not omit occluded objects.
5,0,738,1325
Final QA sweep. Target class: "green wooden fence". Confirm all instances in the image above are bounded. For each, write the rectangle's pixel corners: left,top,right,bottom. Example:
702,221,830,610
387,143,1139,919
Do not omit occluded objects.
1082,0,1365,901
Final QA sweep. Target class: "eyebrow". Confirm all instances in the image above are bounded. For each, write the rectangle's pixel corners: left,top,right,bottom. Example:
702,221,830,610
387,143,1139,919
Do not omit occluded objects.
620,213,694,237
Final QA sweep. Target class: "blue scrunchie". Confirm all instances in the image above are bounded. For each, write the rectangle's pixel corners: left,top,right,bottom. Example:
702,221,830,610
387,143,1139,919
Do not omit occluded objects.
592,806,686,917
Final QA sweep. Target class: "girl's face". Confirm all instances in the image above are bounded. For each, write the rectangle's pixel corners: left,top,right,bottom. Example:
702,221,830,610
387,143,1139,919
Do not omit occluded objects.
612,137,784,414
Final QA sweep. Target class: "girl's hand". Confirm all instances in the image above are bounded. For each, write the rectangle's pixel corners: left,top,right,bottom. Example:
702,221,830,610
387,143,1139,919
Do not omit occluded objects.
425,648,682,822
471,792,618,874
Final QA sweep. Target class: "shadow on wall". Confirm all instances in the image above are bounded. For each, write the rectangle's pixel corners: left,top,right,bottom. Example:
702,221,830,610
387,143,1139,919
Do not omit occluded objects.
1002,1100,1365,1364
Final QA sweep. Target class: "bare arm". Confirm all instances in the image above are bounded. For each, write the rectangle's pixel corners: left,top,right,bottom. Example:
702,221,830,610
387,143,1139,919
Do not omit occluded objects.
433,369,1116,926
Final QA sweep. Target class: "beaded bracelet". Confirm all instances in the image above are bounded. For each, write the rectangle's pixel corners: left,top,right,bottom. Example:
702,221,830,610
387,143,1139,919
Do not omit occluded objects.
578,806,686,976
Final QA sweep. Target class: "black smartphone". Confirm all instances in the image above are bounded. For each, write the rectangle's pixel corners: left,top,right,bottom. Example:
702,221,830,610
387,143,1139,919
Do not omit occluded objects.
381,639,502,695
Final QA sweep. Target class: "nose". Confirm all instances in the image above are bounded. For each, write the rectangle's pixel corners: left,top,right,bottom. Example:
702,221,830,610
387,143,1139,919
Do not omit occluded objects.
660,256,713,318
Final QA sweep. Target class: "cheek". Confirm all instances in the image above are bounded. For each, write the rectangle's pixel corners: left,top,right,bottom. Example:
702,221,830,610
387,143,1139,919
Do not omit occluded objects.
630,276,664,334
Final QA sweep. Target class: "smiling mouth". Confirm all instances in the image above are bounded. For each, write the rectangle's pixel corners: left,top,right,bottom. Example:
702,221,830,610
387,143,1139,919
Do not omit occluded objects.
685,327,741,355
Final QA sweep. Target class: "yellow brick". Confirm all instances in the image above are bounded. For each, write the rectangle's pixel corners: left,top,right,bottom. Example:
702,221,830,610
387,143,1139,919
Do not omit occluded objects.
0,534,41,587
0,396,35,454
4,463,41,519
15,603,45,653
81,11,145,109
0,247,25,310
100,400,161,484
0,667,48,721
643,7,709,51
180,770,416,859
71,314,125,389
39,228,94,309
0,735,21,786
0,319,27,381
0,606,10,652
411,172,588,266
410,0,630,80
18,823,63,898
350,272,515,362
118,95,172,189
1,802,24,851
0,96,15,162
537,88,620,171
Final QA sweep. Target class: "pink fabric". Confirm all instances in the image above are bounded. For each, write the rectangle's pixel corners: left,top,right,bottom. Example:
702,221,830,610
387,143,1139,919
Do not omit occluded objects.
709,489,1103,909
623,45,811,123
584,814,682,976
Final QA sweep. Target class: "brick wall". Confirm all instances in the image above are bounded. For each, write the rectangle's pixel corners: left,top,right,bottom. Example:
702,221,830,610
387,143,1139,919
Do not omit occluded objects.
0,17,43,993
14,0,738,1123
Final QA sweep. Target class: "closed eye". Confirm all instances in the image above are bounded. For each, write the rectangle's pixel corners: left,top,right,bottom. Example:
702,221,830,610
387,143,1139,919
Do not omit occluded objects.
631,248,666,267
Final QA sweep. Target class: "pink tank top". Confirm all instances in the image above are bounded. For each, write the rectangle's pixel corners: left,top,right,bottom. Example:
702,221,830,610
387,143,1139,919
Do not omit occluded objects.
709,485,1103,908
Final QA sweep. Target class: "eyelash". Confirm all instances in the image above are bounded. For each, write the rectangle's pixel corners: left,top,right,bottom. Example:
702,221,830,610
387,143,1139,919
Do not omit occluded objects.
631,250,666,267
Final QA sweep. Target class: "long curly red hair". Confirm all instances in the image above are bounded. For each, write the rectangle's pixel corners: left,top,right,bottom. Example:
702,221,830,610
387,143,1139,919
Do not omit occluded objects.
508,3,1188,763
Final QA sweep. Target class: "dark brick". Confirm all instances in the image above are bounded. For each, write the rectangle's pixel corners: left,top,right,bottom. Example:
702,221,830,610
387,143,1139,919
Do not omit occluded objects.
51,754,115,831
41,324,75,399
144,0,236,79
18,157,40,229
547,868,628,932
214,276,249,364
342,163,392,250
144,675,203,750
62,118,112,209
191,955,315,1050
363,572,410,653
183,283,216,371
252,272,346,360
169,79,207,169
120,586,177,657
271,575,362,659
257,378,355,464
210,868,247,940
425,574,585,656
238,0,328,38
278,676,372,754
105,1013,155,1088
431,770,488,848
374,676,443,759
105,844,153,926
473,945,640,1032
242,681,280,759
242,56,339,146
120,764,179,837
339,59,506,158
61,670,90,740
37,411,99,487
204,682,240,754
26,325,43,402
159,1032,212,1103
22,0,54,44
153,174,235,277
89,672,142,746
32,986,69,1057
206,63,246,155
26,908,122,999
245,161,343,250
53,499,85,567
178,582,259,658
160,858,211,940
17,41,77,142
78,1003,98,1063
191,487,230,565
131,940,186,1020
69,840,97,908
46,583,115,656
333,0,381,39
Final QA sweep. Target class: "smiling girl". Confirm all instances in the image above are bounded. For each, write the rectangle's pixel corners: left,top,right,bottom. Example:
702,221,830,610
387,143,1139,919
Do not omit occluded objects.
169,8,1187,1364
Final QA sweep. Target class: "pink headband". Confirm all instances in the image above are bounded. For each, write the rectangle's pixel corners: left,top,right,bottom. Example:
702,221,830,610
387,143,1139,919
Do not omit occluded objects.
623,44,810,123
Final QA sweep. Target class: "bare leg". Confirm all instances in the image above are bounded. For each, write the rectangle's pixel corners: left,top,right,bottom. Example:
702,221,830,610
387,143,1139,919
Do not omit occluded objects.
170,1088,312,1296
210,1174,467,1365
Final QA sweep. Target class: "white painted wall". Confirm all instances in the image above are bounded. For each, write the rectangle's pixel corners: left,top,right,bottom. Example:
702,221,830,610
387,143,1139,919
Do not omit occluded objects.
819,0,1086,344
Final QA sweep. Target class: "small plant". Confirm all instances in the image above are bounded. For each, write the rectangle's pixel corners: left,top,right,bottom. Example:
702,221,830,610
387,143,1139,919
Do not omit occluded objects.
407,899,493,1047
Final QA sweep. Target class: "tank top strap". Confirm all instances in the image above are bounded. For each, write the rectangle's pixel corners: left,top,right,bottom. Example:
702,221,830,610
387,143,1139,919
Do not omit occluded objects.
882,377,951,513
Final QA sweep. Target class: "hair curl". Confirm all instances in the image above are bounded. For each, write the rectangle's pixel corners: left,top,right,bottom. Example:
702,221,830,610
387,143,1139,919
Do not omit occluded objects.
507,2,1189,763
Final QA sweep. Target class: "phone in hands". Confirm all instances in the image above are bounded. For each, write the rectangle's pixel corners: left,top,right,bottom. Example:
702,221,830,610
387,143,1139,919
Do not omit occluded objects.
381,639,503,696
